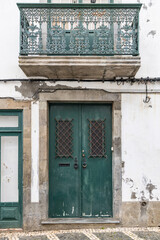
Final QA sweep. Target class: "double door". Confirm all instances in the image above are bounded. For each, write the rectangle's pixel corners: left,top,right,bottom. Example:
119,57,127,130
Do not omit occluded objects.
49,104,112,218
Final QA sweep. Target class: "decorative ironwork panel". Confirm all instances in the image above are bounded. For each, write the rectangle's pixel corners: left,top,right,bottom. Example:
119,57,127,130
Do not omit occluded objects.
88,119,106,158
18,4,141,55
56,119,73,158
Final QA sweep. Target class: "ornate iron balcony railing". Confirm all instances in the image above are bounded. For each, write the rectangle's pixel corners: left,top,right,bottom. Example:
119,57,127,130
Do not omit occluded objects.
17,3,141,56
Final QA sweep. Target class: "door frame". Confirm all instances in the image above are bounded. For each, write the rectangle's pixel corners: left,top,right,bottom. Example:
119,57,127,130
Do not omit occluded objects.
39,89,122,222
0,100,31,230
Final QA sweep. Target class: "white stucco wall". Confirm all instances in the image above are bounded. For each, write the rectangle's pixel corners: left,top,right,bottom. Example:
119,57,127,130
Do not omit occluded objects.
122,94,160,201
123,0,160,78
0,0,160,79
0,0,40,79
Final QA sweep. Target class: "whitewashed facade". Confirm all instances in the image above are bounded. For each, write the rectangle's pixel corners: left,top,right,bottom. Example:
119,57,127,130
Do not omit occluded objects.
0,0,160,230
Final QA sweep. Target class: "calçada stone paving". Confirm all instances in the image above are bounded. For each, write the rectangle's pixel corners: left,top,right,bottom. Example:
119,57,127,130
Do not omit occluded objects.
1,227,160,240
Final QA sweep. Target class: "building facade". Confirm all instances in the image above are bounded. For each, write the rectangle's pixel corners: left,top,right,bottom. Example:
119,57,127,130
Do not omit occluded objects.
0,0,160,230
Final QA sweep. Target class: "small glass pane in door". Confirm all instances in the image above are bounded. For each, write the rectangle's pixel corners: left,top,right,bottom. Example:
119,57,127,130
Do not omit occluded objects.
1,136,19,202
0,116,18,128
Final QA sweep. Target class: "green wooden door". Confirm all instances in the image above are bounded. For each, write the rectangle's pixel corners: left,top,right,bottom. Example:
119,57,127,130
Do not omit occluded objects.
49,104,81,217
0,111,23,228
81,105,112,217
49,104,112,218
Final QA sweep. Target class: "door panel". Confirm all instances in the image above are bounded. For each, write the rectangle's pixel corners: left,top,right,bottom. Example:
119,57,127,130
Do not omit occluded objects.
81,105,112,217
0,133,22,228
49,104,112,218
49,104,81,217
1,136,19,202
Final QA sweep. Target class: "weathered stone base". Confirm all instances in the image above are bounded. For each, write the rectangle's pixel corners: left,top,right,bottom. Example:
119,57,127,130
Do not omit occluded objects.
40,224,120,231
122,201,160,227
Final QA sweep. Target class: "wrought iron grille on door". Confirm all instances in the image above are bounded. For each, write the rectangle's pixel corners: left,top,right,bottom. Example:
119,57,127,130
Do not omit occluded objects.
55,119,73,158
88,119,106,158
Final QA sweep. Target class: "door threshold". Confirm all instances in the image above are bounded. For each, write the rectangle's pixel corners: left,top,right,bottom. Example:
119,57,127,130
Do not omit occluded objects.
41,218,120,224
0,228,23,232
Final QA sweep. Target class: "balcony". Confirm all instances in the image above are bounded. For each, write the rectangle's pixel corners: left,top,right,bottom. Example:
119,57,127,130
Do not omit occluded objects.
18,3,141,80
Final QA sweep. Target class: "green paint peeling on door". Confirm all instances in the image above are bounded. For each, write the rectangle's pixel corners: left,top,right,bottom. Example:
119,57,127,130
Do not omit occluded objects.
49,104,112,218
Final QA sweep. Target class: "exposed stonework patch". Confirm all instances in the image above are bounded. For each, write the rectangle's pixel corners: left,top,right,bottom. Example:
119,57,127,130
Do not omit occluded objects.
15,81,49,98
148,0,152,7
143,4,147,10
124,176,158,202
123,178,134,188
140,190,146,201
122,161,125,168
131,192,137,200
147,30,156,38
146,182,157,200
15,81,98,99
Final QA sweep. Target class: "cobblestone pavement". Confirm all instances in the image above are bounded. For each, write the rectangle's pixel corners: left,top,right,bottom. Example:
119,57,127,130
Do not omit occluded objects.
0,228,160,240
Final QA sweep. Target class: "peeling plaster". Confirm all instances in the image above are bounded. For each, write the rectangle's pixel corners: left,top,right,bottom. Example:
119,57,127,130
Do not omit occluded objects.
123,178,134,188
146,182,157,200
148,0,152,7
122,161,125,168
140,190,146,201
143,4,147,10
131,192,137,199
123,175,159,202
14,81,86,99
147,30,156,38
15,81,49,98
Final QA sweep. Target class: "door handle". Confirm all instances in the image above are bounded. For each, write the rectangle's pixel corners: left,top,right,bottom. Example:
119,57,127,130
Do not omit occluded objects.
82,158,87,169
74,157,78,169
82,162,87,168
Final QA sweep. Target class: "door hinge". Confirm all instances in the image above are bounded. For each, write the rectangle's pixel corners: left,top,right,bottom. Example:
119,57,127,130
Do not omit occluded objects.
111,147,114,152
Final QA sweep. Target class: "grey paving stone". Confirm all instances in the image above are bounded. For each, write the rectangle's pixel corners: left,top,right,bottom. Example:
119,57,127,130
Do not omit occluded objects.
133,231,160,240
95,232,133,240
56,233,90,240
0,238,9,240
19,236,49,240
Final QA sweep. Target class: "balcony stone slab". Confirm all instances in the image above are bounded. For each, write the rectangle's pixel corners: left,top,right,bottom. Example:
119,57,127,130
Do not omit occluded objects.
19,56,141,80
